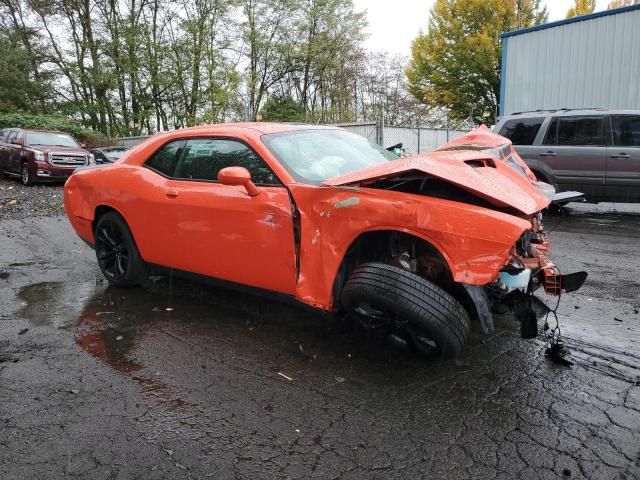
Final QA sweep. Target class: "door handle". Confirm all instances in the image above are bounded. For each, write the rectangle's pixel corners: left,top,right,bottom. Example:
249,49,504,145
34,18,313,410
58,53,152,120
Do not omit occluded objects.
165,189,180,198
540,151,557,157
609,153,630,159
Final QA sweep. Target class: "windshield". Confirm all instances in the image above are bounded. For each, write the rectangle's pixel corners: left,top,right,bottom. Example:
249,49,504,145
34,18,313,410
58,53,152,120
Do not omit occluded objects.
26,132,78,148
262,129,399,184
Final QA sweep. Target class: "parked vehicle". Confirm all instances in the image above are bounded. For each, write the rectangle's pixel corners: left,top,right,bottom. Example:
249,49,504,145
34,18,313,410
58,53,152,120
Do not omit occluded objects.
91,146,130,164
0,128,93,185
64,123,586,358
494,109,640,202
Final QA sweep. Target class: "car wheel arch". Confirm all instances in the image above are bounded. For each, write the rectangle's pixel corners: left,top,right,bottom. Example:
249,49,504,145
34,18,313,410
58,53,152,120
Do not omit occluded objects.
525,159,559,189
330,229,457,310
92,206,140,249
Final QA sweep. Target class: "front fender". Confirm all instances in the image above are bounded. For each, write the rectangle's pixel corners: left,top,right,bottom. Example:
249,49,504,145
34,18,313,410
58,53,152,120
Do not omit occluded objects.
288,184,531,311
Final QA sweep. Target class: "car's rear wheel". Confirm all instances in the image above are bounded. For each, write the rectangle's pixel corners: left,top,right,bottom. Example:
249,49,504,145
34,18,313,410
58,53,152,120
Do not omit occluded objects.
21,162,34,186
94,212,147,287
341,263,471,359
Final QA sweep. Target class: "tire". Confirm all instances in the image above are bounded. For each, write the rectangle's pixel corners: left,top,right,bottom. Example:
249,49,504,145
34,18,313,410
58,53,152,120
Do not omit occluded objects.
21,162,34,186
94,211,147,287
532,169,559,192
341,263,471,359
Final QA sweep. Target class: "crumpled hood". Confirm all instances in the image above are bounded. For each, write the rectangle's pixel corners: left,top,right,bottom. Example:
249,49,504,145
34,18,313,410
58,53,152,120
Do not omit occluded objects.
323,150,551,216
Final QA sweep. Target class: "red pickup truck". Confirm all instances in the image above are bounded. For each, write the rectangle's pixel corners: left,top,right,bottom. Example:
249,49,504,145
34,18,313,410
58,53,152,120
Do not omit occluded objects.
0,128,93,185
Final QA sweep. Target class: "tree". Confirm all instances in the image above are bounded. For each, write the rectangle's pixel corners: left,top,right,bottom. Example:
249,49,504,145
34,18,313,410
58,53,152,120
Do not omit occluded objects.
0,33,51,112
566,0,596,18
260,96,305,122
607,0,639,7
240,0,299,121
406,0,548,125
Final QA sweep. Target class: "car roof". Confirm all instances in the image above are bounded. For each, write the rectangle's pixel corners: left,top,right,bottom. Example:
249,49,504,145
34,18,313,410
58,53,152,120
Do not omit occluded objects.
504,108,640,118
22,129,70,134
144,122,343,146
171,122,339,136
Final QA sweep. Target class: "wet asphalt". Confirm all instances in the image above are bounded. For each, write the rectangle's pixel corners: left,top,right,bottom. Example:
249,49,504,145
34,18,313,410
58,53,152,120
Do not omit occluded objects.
0,181,639,479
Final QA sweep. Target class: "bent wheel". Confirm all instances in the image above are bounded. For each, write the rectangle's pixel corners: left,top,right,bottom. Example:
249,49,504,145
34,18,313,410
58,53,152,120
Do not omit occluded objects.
341,263,471,359
94,212,147,287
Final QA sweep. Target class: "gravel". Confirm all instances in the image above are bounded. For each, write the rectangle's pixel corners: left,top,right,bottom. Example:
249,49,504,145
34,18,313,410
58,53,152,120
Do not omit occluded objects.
0,177,65,220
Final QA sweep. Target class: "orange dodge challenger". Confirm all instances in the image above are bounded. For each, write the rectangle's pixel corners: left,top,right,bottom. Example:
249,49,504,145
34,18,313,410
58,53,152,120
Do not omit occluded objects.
64,123,586,358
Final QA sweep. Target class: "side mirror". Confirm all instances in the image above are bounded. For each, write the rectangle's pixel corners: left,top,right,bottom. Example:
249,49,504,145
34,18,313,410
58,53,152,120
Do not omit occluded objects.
217,166,261,197
80,143,87,149
11,138,22,146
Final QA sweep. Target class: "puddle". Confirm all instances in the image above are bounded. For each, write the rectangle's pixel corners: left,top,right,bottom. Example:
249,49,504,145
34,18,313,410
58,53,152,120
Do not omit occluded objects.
552,205,640,234
76,311,190,409
18,280,101,327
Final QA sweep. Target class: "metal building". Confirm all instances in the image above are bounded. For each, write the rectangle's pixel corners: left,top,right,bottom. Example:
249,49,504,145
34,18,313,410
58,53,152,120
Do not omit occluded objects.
499,4,640,117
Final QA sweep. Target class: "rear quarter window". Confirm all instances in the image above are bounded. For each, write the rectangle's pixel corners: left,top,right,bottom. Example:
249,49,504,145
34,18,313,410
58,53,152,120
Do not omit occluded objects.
145,140,186,177
498,118,544,145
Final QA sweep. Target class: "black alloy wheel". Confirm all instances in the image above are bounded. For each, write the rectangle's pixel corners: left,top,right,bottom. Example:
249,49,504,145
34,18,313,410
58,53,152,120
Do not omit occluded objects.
94,212,147,287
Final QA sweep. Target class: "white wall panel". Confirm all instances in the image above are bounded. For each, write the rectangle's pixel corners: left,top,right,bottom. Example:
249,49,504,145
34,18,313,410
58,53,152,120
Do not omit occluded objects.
501,7,640,115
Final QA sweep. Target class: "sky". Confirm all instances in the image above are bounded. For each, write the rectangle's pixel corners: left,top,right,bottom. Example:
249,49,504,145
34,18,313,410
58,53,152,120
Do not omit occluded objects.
354,0,611,57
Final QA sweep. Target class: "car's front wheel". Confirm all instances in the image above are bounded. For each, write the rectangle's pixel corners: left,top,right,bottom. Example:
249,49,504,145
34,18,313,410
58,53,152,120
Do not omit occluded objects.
94,211,147,287
341,263,471,359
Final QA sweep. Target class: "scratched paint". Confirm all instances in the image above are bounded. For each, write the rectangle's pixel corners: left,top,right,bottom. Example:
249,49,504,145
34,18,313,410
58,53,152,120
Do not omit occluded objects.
311,228,321,245
333,197,360,209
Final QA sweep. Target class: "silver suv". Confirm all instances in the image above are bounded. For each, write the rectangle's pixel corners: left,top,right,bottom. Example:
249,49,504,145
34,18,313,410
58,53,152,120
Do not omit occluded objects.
494,109,640,203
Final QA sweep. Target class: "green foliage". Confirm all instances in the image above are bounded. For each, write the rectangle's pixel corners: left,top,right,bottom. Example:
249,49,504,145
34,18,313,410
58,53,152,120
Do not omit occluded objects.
0,32,51,113
260,96,306,122
0,112,108,147
567,0,596,18
406,0,548,124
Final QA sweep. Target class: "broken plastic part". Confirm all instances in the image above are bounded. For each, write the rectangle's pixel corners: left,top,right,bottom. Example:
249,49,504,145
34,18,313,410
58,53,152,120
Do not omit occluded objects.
499,268,531,293
561,271,588,293
462,285,494,334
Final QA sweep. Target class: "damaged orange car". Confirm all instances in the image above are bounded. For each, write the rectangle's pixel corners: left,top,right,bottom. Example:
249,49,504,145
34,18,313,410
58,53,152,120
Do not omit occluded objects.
64,123,587,358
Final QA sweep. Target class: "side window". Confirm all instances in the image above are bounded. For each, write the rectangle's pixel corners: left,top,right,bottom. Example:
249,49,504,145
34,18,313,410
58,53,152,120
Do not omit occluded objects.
5,130,17,142
173,138,279,185
145,139,185,176
611,115,640,147
498,117,544,145
557,116,604,146
543,118,558,145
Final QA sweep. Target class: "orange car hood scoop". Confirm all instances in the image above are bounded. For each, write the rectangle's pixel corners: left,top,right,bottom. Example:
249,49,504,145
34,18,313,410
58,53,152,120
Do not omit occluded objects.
323,151,551,216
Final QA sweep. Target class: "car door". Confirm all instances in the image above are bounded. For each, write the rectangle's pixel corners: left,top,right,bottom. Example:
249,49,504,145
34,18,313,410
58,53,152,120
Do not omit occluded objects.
140,137,297,295
496,116,545,163
606,114,640,202
539,115,606,199
1,129,18,173
0,129,8,170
